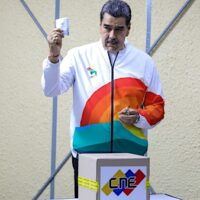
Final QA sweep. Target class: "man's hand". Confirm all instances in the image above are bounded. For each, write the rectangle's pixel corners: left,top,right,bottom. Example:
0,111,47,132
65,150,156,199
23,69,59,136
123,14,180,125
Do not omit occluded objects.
47,28,64,63
118,107,140,126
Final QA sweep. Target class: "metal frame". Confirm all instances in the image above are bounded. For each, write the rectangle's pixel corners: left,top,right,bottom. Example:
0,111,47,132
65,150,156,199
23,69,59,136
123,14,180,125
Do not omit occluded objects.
147,0,194,55
146,0,152,54
50,2,60,198
20,0,61,199
32,152,71,200
20,0,195,199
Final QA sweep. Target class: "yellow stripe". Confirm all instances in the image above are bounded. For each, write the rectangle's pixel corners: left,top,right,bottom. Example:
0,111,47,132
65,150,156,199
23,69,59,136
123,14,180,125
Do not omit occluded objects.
124,124,147,140
146,179,150,189
78,176,99,192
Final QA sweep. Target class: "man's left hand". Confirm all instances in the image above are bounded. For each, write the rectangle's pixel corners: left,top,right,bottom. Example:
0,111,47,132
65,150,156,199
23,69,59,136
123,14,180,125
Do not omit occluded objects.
118,107,140,126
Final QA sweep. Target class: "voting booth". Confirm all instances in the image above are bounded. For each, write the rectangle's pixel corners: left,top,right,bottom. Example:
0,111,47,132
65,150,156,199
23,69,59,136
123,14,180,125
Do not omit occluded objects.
78,153,150,200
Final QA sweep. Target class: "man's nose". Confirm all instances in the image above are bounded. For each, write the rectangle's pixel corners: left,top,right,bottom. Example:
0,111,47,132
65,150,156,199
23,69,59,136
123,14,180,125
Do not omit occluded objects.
109,29,116,39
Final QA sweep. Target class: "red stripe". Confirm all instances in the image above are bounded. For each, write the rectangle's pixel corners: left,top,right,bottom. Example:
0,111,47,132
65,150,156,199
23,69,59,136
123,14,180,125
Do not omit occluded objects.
80,78,147,126
138,91,164,125
123,169,146,196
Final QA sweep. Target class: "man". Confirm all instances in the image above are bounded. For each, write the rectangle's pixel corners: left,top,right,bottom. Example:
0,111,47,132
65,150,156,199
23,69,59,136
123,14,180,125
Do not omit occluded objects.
42,0,165,198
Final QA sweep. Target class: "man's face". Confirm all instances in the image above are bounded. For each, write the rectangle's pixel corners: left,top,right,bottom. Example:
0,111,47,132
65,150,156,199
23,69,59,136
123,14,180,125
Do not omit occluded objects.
100,13,130,53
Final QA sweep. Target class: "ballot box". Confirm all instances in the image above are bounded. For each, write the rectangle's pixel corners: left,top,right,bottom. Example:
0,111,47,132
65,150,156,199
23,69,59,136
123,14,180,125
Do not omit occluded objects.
78,153,150,200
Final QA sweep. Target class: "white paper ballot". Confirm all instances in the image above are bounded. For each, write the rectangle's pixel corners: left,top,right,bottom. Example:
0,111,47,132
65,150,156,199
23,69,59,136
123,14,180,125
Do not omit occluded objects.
56,17,69,35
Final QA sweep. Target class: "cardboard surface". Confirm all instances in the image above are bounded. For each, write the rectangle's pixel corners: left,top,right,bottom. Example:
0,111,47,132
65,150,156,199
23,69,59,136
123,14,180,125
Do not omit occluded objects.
79,153,150,200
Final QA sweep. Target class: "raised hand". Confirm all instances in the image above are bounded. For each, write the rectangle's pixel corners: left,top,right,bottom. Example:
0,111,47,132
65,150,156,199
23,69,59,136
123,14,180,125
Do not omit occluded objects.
47,28,64,63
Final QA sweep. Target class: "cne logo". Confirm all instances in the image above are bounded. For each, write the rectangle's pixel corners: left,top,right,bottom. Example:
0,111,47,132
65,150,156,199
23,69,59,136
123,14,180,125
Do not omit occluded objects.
102,169,145,196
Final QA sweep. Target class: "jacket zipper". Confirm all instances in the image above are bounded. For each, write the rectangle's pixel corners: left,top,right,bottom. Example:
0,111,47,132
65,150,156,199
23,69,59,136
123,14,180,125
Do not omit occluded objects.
107,51,119,153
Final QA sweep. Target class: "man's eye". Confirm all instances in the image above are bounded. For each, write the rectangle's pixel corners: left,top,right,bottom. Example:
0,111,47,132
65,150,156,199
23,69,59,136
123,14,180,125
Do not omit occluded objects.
115,28,124,32
104,26,111,31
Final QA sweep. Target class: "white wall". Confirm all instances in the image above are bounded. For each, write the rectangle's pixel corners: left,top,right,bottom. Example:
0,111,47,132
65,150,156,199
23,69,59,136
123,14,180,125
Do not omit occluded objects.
0,0,199,199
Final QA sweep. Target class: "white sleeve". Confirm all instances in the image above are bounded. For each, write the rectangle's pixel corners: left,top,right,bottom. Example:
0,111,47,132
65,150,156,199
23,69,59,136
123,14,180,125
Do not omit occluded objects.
41,51,75,97
134,58,165,129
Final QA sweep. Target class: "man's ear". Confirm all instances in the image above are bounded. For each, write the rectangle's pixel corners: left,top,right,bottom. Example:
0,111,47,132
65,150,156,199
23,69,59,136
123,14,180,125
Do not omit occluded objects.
126,24,131,36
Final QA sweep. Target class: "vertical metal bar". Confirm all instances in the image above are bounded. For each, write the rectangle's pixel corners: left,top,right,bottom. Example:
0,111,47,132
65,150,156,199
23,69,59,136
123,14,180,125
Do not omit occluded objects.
146,0,156,195
146,0,152,54
50,97,57,199
55,0,61,20
50,0,60,199
145,0,152,142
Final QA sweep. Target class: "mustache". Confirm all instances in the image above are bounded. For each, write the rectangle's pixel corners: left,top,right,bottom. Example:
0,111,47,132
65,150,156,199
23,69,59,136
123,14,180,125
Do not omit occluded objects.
107,39,118,45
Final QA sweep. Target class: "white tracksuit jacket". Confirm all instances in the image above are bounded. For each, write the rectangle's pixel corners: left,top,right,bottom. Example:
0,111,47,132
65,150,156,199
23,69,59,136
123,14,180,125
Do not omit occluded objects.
42,40,165,156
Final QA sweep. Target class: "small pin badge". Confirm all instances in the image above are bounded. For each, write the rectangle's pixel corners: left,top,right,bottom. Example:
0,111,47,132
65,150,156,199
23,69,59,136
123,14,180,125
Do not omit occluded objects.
87,67,97,78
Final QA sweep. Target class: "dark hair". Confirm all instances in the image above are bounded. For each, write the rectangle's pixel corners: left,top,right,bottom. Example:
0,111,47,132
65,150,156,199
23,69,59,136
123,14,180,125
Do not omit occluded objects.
100,0,132,26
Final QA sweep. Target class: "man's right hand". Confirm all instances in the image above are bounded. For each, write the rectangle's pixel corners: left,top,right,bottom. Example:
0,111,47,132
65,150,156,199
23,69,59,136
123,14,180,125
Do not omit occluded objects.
47,28,64,63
